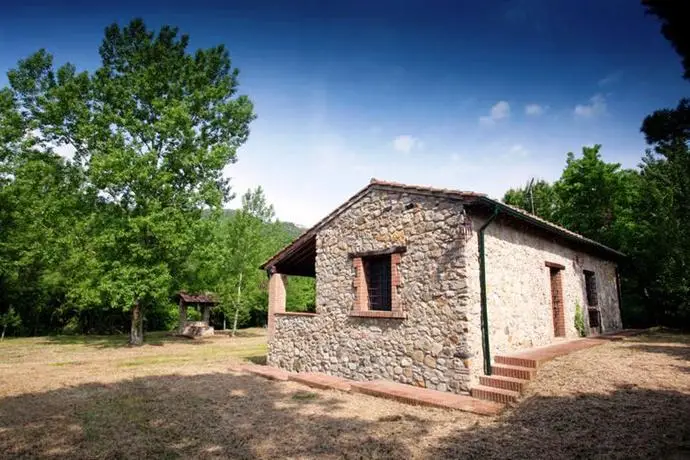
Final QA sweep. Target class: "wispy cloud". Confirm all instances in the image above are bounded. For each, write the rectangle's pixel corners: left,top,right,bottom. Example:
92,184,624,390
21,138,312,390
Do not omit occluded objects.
598,71,622,87
525,104,545,116
479,100,511,126
574,94,607,118
508,144,529,157
392,135,423,153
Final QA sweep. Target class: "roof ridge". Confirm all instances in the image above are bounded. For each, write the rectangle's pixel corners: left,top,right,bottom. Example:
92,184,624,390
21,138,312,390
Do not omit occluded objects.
260,179,623,270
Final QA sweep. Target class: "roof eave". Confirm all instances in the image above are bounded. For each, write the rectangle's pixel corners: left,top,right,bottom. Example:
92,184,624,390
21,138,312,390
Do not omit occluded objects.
470,196,626,260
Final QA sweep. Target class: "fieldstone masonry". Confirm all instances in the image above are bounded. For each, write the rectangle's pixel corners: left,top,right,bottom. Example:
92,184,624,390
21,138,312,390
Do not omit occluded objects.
269,189,475,393
267,186,623,394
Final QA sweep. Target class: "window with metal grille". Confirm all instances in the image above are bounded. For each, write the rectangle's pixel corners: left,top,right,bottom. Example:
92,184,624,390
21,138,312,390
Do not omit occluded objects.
584,270,598,306
363,255,392,311
588,308,600,328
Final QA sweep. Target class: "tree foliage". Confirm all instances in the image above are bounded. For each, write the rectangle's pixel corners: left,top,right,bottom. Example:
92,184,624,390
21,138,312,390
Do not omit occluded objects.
1,19,261,342
643,0,690,80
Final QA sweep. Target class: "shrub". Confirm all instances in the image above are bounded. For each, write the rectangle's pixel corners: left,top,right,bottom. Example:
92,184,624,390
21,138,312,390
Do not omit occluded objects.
574,302,586,337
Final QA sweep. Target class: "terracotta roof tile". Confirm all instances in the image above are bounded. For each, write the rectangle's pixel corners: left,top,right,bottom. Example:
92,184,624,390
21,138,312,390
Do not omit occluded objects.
260,179,623,270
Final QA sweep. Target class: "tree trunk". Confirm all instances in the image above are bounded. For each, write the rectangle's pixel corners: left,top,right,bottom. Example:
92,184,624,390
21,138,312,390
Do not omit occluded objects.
232,273,242,337
1,325,6,341
129,300,144,346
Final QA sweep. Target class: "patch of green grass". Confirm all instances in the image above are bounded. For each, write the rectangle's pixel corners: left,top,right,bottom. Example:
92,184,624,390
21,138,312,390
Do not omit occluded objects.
117,356,192,367
291,391,319,401
51,360,86,367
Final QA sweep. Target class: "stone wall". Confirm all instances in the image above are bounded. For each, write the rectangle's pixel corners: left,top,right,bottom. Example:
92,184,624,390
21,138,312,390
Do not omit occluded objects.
267,187,622,393
268,188,475,393
464,212,622,385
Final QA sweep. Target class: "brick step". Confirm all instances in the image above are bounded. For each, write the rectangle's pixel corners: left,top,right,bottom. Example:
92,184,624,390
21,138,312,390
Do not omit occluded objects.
288,372,352,392
471,385,520,404
491,364,536,381
479,375,528,393
240,364,289,381
494,355,538,369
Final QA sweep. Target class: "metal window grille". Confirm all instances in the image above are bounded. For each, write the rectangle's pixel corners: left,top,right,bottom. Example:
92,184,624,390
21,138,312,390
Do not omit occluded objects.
584,270,598,306
364,255,392,311
588,308,600,328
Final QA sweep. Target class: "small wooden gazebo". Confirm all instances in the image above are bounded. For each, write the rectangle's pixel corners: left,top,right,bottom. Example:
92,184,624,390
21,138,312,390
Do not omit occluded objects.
176,292,218,337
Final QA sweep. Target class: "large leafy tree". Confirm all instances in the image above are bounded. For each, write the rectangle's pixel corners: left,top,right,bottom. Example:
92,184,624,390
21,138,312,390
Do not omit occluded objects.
0,86,89,335
636,103,690,326
503,178,559,221
638,0,690,326
553,145,640,250
6,19,254,344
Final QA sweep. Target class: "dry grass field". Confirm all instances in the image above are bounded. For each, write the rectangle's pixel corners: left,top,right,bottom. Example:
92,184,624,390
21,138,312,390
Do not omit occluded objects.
1,329,688,459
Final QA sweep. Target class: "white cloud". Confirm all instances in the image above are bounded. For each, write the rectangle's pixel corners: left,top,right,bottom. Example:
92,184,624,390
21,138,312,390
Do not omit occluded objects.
509,144,529,157
598,71,622,87
392,135,423,153
479,100,510,126
574,94,607,118
525,104,545,116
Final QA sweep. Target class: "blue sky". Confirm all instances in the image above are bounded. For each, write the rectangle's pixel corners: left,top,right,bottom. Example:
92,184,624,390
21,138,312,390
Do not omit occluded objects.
1,0,687,225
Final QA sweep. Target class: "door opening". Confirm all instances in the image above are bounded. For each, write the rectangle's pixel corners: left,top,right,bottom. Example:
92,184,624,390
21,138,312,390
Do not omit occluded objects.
549,267,566,337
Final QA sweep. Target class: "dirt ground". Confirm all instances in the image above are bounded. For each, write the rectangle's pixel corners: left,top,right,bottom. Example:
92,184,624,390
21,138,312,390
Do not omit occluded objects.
1,329,688,459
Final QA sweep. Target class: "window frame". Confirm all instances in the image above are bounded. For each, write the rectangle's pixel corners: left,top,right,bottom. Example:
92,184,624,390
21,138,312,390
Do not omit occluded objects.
350,247,406,319
363,255,392,311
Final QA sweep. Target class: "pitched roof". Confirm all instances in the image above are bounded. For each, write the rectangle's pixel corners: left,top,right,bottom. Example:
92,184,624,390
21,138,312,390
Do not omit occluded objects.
260,179,624,272
177,292,218,304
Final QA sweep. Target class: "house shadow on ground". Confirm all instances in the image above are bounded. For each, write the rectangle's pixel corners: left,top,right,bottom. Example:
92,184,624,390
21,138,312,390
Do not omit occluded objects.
431,386,690,459
1,372,689,459
0,372,420,459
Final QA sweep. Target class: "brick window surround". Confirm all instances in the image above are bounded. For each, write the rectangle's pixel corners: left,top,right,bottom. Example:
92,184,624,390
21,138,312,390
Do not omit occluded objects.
350,247,406,319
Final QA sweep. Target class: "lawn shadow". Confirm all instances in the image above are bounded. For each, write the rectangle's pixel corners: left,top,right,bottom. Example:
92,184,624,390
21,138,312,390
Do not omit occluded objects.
0,372,417,459
429,386,690,459
246,355,267,365
625,330,690,362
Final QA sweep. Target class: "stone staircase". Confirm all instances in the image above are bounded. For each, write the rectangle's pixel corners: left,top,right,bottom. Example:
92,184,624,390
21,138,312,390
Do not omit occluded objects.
471,355,539,404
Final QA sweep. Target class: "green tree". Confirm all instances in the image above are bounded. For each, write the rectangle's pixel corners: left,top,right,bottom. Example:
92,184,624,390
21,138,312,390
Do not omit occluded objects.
503,178,559,221
636,103,690,326
553,145,640,250
217,187,275,335
6,19,255,344
0,306,21,340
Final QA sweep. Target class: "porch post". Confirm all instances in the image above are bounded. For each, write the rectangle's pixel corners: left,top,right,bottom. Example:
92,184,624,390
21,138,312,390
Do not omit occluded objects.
178,299,188,334
267,270,286,338
201,304,211,323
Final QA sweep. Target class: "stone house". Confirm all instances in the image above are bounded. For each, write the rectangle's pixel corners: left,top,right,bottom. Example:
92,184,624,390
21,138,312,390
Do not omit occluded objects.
261,180,623,394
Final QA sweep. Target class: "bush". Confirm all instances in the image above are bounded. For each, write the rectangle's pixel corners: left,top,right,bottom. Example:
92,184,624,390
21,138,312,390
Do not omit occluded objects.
574,302,586,337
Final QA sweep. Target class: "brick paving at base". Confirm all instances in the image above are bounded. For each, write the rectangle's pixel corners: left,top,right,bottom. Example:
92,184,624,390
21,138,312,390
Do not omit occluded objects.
238,330,644,413
240,364,289,381
471,329,645,403
506,329,643,366
234,364,502,415
288,372,352,392
351,380,503,416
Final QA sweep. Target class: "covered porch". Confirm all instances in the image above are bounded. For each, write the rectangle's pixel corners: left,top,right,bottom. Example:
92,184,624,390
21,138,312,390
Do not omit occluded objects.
261,232,317,337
